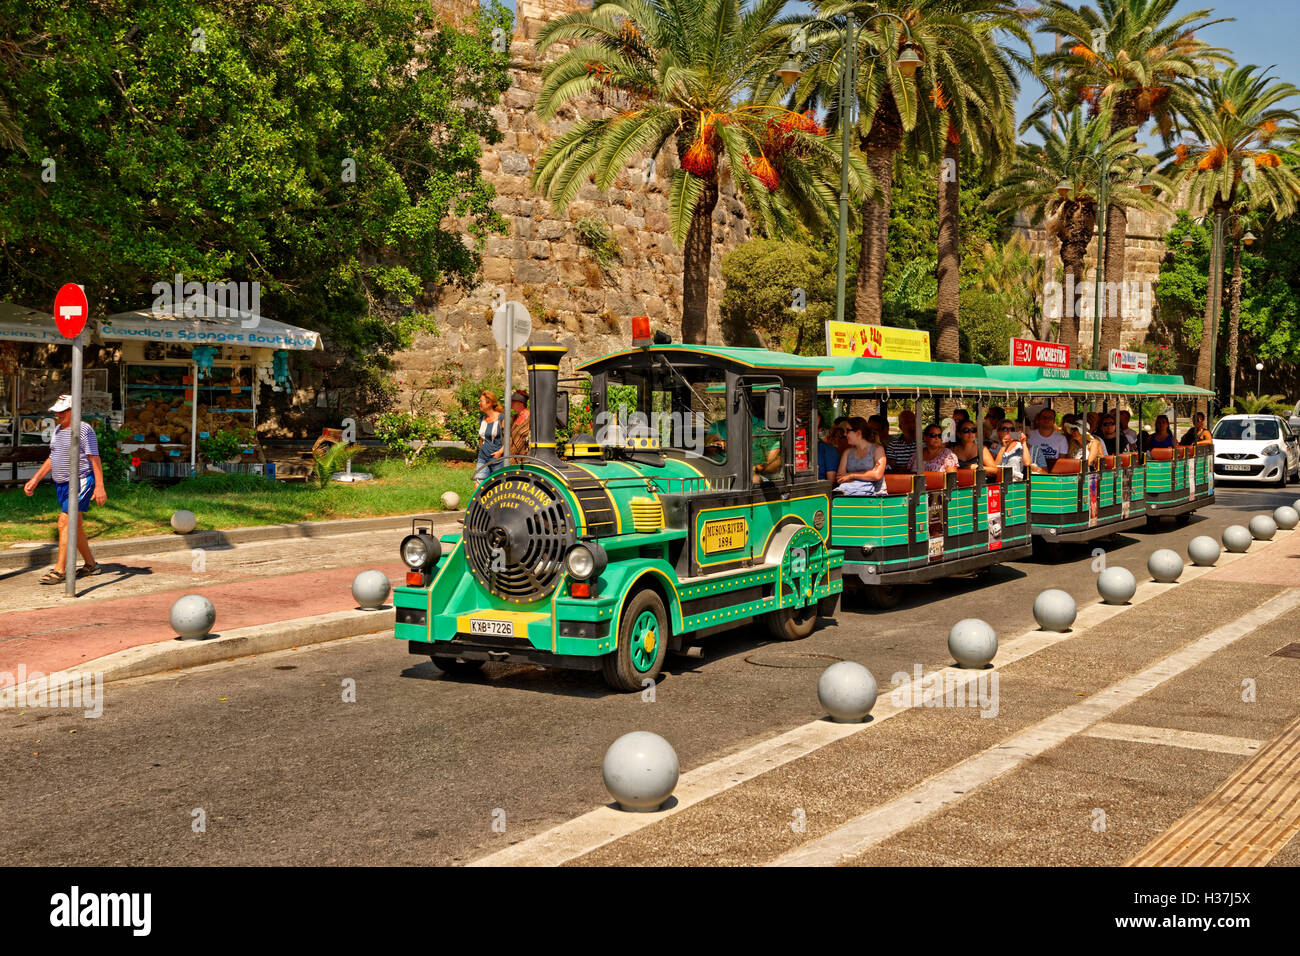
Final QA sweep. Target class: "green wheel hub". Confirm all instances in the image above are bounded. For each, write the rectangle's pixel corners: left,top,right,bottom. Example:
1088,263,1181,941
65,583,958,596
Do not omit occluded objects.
630,609,660,672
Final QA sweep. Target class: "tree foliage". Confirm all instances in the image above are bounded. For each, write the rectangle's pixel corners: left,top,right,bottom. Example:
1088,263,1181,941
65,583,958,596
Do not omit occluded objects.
0,0,513,410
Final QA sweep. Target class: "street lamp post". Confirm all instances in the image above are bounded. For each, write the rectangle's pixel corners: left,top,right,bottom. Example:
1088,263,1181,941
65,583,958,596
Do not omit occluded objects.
777,14,921,326
1256,361,1264,395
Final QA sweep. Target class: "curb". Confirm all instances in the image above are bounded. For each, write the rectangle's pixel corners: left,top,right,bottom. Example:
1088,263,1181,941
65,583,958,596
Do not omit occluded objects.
1,511,464,571
9,607,397,696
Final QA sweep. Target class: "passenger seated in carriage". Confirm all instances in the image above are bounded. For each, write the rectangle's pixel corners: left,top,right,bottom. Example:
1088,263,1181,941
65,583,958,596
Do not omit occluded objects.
836,417,887,495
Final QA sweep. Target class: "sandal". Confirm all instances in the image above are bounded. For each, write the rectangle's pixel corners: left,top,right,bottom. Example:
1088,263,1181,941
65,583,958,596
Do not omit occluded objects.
76,563,102,578
39,569,66,585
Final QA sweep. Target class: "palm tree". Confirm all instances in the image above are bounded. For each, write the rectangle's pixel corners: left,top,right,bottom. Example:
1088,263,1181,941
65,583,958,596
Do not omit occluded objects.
985,107,1160,356
530,0,857,344
1222,392,1290,416
1033,0,1233,358
913,2,1026,363
1165,66,1300,399
968,235,1048,339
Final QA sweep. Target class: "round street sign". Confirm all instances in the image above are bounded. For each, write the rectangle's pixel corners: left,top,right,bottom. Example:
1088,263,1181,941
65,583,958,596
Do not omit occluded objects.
53,283,89,339
492,301,532,349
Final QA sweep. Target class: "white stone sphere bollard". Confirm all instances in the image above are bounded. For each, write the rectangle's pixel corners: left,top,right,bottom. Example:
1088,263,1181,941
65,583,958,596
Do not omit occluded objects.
817,661,878,723
1249,514,1277,541
1293,498,1300,515
1187,535,1221,567
1033,589,1077,632
1273,505,1299,531
351,570,391,610
1147,548,1184,583
170,594,216,639
170,510,197,534
1222,525,1253,553
602,732,679,812
440,491,461,511
1097,566,1137,605
947,618,997,668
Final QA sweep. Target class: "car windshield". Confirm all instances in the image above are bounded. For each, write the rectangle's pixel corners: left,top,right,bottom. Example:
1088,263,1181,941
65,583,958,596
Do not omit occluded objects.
1212,418,1279,441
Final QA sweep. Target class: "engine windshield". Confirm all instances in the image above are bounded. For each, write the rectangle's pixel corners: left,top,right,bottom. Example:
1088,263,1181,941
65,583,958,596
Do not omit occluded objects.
601,364,728,462
1213,418,1279,441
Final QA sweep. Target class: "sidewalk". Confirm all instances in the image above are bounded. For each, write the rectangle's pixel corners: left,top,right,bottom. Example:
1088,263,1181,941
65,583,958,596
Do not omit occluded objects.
0,514,460,682
471,527,1300,867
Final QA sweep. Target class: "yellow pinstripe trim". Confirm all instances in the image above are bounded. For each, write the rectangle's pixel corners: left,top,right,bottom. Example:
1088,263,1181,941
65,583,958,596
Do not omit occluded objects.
613,568,682,648
426,539,464,636
694,493,828,569
533,442,557,448
527,364,560,371
567,460,623,533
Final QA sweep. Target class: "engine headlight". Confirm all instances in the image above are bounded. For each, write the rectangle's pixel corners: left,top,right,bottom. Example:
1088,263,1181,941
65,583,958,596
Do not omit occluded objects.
400,533,440,571
1261,444,1281,457
565,542,607,580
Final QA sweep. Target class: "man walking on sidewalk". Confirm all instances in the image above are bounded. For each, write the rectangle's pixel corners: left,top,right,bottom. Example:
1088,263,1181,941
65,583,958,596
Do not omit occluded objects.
23,395,108,584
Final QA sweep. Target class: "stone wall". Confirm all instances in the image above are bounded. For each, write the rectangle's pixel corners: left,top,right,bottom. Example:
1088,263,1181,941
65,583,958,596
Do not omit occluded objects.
1014,205,1178,354
392,0,750,408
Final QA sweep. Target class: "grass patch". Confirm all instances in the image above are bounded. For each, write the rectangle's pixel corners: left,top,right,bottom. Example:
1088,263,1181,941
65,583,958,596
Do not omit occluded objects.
0,453,478,546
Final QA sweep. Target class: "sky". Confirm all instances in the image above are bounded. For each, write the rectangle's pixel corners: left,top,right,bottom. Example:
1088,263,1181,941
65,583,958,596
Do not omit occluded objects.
491,0,1300,143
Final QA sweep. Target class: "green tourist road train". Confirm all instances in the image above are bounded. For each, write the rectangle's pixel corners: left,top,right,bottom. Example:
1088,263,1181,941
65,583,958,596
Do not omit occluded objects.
393,333,1214,691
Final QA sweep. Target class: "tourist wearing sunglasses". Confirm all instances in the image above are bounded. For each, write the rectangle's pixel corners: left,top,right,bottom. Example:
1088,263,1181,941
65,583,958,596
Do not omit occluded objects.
907,423,958,473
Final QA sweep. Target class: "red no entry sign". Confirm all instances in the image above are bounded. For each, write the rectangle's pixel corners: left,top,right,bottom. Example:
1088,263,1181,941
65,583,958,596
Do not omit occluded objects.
53,283,89,339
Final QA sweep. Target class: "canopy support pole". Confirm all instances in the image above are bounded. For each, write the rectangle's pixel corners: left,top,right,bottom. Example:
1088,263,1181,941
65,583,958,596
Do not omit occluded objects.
190,361,199,474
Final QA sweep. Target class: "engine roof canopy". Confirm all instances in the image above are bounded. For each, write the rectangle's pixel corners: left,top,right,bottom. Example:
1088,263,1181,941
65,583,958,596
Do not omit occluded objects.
577,344,832,377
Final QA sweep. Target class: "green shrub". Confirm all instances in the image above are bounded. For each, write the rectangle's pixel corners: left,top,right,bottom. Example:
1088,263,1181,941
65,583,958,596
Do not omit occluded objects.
94,419,132,484
374,411,442,466
199,428,253,465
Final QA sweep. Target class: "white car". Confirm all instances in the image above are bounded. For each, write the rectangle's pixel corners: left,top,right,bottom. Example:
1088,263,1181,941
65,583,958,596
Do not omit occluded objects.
1211,415,1300,487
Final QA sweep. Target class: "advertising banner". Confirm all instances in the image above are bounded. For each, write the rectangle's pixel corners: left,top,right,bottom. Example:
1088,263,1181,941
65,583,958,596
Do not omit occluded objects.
987,485,1003,551
826,321,930,361
927,491,945,562
1009,337,1070,369
1108,349,1148,373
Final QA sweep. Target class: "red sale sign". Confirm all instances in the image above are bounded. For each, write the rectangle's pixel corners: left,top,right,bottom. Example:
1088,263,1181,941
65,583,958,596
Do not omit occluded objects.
1009,336,1070,369
53,283,89,339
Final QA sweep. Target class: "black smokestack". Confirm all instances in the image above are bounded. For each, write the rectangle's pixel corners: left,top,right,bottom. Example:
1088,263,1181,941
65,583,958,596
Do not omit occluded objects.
519,339,567,466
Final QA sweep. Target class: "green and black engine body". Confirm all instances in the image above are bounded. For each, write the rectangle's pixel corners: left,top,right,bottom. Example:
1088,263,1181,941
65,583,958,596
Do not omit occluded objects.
393,339,844,689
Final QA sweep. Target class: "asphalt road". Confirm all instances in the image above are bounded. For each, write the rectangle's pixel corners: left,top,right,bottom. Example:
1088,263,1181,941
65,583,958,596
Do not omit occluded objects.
1,485,1295,866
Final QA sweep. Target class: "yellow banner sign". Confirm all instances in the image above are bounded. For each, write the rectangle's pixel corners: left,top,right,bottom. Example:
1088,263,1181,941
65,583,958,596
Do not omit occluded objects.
701,517,748,554
825,321,931,361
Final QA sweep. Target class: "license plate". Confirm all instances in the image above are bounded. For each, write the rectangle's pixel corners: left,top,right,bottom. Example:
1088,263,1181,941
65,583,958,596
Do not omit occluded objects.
1222,463,1251,472
469,618,514,637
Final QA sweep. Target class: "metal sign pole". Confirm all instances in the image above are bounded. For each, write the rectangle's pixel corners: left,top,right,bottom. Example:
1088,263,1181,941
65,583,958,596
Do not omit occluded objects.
66,333,83,597
503,302,513,465
190,360,199,474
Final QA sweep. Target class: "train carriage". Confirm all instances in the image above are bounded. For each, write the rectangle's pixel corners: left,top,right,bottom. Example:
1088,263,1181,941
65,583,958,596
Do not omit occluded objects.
816,358,1032,603
988,366,1214,540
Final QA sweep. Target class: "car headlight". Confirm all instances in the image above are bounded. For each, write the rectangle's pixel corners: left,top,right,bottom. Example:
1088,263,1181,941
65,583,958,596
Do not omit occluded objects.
565,542,607,580
400,533,440,571
1261,444,1281,457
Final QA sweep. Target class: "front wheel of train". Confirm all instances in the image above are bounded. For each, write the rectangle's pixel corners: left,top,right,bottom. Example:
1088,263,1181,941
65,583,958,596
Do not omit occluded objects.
603,589,668,692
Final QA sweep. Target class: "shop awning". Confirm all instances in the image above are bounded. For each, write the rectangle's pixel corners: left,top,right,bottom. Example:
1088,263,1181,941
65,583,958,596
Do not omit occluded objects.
0,302,63,344
101,296,321,350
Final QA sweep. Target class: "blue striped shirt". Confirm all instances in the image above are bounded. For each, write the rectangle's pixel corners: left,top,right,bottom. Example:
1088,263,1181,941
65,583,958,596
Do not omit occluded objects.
50,421,99,483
